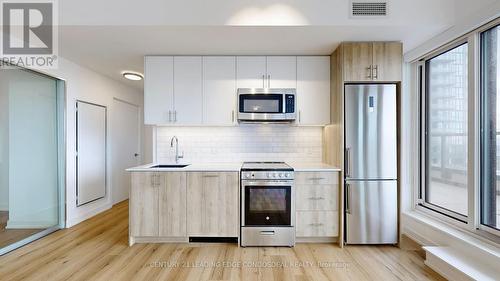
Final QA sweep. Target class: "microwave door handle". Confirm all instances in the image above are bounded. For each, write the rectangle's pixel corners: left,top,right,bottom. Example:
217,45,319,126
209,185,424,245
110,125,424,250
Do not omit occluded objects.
262,75,265,88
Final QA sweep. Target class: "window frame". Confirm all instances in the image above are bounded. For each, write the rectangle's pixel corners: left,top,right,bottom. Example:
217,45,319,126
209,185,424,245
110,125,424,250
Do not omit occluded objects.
477,21,500,238
418,37,472,225
415,17,500,242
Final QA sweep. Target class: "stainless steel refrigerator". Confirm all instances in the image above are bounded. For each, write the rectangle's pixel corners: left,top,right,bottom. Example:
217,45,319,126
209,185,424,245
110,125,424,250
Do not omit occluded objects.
344,84,398,244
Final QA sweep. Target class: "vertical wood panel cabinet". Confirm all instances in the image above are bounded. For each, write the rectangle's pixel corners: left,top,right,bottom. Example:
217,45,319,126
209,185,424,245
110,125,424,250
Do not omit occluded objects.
342,42,373,82
203,56,237,125
296,56,331,125
130,172,187,243
130,172,159,237
342,42,402,82
158,172,187,237
295,171,339,239
187,172,239,237
372,42,403,81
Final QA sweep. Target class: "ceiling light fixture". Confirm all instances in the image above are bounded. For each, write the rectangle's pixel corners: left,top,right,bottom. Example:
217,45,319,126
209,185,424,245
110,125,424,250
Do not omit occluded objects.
122,72,143,81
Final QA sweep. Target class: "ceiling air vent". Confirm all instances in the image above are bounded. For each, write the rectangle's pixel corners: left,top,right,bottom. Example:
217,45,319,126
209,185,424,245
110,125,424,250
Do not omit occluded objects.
351,1,388,17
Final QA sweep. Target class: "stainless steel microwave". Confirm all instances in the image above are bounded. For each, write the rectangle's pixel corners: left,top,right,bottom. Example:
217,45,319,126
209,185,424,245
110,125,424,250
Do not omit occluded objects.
237,88,296,122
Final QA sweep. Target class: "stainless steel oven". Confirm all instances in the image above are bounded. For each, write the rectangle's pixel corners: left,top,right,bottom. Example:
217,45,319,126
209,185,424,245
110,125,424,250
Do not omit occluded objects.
240,162,295,247
237,88,296,122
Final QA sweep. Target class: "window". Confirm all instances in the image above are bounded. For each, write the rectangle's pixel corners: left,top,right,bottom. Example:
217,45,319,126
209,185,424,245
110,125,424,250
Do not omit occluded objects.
422,43,469,220
480,24,500,232
417,19,500,240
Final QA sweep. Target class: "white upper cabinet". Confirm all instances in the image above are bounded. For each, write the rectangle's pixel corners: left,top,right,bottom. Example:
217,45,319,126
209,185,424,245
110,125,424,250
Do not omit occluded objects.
297,56,331,125
173,56,203,125
236,56,266,88
144,55,330,126
266,56,296,88
203,57,236,126
144,56,174,124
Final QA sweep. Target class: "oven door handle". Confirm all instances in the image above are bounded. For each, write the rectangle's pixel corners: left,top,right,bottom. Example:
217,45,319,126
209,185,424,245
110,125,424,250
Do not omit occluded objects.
260,230,275,236
241,181,293,186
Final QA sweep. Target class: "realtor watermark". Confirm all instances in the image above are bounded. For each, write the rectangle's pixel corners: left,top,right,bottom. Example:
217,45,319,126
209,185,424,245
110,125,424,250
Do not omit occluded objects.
0,0,58,69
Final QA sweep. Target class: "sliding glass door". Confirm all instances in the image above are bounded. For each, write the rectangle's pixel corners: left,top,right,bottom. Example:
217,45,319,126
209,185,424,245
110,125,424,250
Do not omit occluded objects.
0,65,65,255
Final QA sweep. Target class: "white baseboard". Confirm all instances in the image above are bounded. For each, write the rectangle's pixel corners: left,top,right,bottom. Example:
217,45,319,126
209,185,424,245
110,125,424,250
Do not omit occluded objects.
66,203,112,228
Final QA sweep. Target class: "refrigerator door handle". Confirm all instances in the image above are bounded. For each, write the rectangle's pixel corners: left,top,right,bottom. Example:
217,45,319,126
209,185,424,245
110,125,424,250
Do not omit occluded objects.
345,147,351,178
345,183,351,214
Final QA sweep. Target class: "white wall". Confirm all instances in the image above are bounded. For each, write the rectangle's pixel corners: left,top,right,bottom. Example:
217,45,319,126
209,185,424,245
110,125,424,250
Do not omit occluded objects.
0,74,9,211
404,0,500,61
156,126,323,164
39,58,144,227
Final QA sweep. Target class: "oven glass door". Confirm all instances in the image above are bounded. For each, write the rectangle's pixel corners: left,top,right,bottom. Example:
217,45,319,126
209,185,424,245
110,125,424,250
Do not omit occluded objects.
239,94,283,114
244,184,291,226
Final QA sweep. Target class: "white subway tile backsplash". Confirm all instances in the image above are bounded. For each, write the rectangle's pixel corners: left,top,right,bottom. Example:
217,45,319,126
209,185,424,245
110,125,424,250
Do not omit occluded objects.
156,126,323,163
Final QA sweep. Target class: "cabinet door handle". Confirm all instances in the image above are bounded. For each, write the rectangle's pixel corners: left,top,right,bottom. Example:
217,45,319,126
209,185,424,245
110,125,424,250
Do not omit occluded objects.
373,65,378,80
203,174,220,178
150,174,155,186
168,110,172,122
308,177,325,180
231,110,235,123
262,75,265,88
309,223,324,227
267,74,271,88
174,110,177,122
298,110,301,123
308,197,325,200
366,66,372,79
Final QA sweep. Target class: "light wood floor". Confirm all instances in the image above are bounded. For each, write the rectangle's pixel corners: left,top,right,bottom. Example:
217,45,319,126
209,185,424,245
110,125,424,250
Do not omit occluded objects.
0,211,43,249
0,201,444,281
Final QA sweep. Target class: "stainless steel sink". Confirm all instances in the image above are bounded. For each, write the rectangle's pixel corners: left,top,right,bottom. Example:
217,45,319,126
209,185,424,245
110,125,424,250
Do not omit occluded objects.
150,164,190,168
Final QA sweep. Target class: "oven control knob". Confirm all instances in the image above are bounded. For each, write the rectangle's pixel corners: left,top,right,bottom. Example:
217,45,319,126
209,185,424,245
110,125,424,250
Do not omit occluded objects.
285,173,290,178
245,173,250,178
267,173,272,178
279,173,283,178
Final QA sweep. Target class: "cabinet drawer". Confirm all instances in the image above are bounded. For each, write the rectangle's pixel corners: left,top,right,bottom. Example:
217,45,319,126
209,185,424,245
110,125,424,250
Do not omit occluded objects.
296,211,338,237
295,172,338,185
296,184,337,211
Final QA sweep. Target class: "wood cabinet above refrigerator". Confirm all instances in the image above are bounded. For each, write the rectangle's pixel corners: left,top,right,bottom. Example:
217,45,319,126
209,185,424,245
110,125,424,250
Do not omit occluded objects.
342,42,402,82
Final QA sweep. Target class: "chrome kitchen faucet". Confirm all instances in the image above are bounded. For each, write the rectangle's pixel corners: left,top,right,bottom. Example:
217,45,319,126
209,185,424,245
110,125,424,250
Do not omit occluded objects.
170,136,184,163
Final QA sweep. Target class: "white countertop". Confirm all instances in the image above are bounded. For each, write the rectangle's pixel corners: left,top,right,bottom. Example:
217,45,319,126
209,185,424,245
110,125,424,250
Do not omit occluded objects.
126,162,243,172
288,162,341,172
127,162,341,172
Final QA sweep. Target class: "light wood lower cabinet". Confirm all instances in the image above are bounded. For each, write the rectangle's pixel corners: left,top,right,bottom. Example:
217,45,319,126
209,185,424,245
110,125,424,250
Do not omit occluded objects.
295,171,339,239
296,211,338,237
130,172,186,239
130,172,159,237
159,172,187,237
187,172,239,237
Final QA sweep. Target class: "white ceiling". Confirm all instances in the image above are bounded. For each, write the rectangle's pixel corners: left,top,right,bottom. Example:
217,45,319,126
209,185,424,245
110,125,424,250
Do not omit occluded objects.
56,0,499,90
